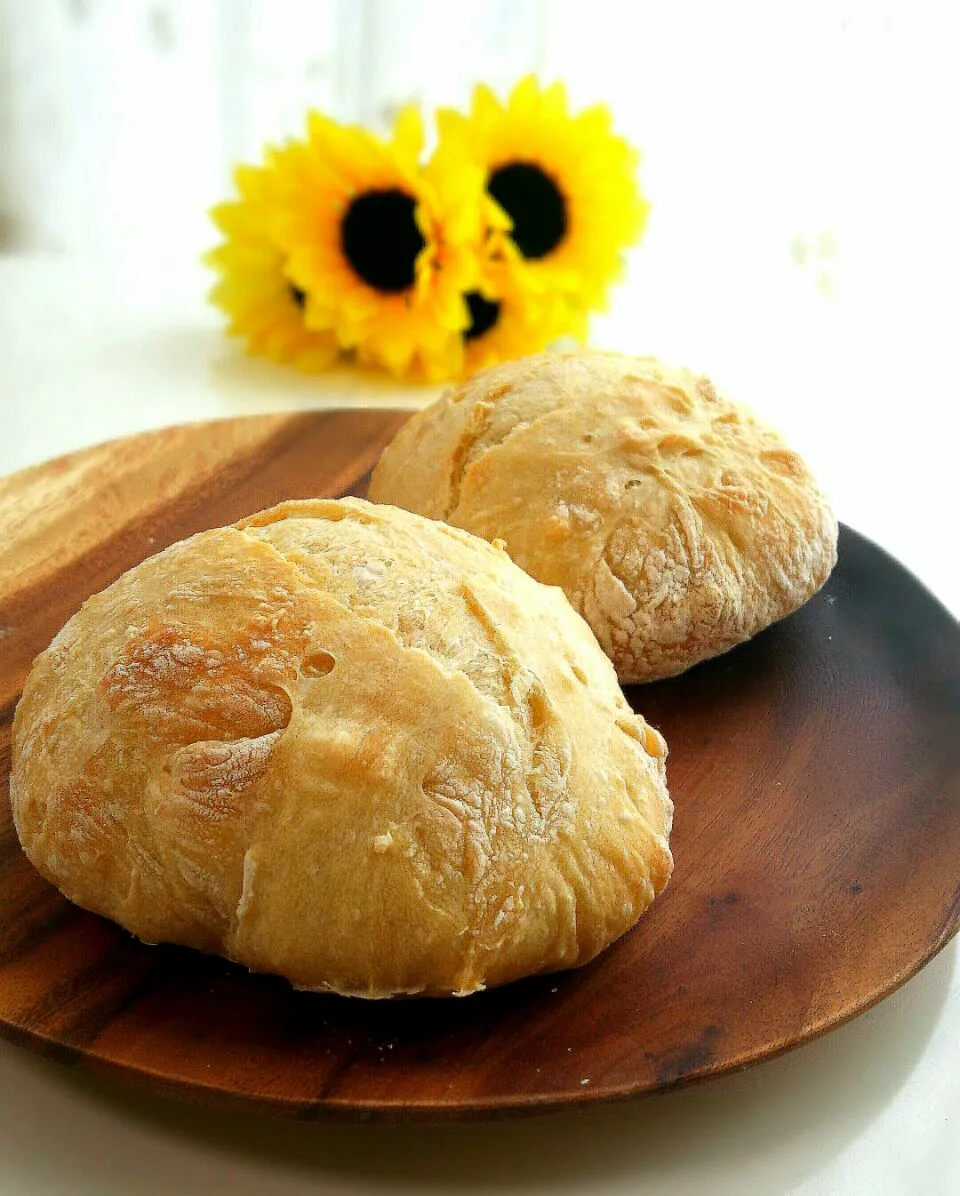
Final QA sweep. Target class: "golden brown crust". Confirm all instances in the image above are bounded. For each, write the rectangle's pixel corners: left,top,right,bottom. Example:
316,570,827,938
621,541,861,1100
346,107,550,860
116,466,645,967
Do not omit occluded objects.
11,498,672,997
369,351,838,682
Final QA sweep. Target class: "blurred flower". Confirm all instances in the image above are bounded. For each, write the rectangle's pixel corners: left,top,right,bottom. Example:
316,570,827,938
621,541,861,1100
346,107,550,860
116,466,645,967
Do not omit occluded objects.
455,252,578,379
397,138,564,381
206,80,646,382
205,161,338,371
272,107,483,379
438,76,648,319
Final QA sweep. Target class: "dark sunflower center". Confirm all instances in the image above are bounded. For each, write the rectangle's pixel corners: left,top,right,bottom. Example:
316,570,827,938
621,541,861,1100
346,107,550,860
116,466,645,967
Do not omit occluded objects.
289,284,306,308
340,189,425,292
488,162,567,260
463,292,501,341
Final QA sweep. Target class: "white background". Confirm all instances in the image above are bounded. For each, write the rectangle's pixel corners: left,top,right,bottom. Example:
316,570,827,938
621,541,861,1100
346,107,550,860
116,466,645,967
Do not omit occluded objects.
1,3,958,1193
2,0,958,595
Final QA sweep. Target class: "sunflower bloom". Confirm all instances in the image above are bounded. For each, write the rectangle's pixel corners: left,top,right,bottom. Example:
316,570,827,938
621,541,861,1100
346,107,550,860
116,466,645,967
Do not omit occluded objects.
437,77,648,318
393,137,572,382
272,107,483,379
205,160,339,372
457,264,581,380
447,228,579,380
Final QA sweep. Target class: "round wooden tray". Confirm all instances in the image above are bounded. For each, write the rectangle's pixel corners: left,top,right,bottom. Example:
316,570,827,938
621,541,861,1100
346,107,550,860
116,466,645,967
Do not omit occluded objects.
1,410,958,1122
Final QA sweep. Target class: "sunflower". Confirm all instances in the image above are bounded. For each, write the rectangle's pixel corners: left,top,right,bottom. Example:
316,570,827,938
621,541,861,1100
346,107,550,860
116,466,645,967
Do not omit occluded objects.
437,76,648,316
450,240,580,380
350,140,544,382
379,137,571,383
380,255,562,383
271,106,484,379
456,282,559,380
205,159,339,372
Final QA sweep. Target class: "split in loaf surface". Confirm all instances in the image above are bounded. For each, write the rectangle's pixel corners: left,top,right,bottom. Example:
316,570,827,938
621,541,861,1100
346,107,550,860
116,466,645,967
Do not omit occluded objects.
369,350,839,682
11,498,673,997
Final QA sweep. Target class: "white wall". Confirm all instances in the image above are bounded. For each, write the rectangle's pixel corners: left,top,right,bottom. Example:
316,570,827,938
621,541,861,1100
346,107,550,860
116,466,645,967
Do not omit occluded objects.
3,3,956,297
3,2,955,352
0,0,547,255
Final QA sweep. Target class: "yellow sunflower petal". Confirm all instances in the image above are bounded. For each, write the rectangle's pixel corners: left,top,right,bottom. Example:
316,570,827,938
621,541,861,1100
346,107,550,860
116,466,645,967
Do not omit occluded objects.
471,82,505,125
390,103,425,165
507,74,540,117
539,79,569,121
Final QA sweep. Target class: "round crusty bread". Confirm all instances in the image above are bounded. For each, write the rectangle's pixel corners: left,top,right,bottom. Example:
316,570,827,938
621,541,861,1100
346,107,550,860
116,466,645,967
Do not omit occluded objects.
369,350,838,683
11,498,672,998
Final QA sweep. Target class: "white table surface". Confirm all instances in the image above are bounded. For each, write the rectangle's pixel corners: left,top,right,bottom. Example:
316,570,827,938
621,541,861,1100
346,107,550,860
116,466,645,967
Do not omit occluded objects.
1,252,957,1196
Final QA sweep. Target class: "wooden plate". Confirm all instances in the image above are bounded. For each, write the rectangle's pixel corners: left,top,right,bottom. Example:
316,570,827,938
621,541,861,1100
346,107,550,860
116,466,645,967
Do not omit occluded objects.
1,411,958,1122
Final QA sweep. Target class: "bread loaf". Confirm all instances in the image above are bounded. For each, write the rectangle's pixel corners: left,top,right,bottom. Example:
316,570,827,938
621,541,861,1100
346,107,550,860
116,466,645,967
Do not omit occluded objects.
370,351,838,682
11,498,672,997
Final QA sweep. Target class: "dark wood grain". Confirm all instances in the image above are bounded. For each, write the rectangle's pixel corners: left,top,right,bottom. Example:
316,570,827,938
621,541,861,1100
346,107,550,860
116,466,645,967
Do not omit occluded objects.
1,412,959,1122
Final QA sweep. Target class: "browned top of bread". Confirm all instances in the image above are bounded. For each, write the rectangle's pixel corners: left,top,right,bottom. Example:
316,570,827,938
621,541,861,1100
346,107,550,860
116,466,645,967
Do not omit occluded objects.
11,498,672,997
369,351,838,682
